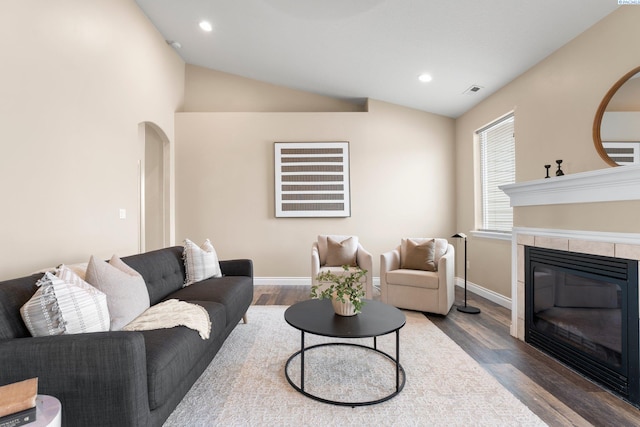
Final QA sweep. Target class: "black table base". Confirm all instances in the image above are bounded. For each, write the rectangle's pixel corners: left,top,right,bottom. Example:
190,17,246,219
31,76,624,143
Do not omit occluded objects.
285,331,406,407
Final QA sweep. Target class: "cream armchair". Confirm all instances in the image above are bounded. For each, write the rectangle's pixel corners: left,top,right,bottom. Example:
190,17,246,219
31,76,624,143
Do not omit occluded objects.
380,238,455,315
311,235,373,299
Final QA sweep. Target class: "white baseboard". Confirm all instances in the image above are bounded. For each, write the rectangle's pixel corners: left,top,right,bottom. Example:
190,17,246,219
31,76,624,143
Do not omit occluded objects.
255,277,382,288
254,276,510,310
454,277,512,309
254,277,310,286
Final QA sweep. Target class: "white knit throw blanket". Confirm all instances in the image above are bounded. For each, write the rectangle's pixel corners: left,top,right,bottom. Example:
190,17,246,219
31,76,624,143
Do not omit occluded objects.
123,299,211,339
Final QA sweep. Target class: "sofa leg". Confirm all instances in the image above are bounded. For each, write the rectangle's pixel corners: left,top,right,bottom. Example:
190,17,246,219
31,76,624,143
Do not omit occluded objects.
242,314,248,324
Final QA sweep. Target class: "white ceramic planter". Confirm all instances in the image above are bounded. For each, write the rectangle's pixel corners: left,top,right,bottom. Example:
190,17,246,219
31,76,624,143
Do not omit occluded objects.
331,297,358,316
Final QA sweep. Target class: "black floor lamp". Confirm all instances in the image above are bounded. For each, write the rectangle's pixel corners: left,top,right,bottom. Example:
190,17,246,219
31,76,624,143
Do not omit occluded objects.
451,233,480,314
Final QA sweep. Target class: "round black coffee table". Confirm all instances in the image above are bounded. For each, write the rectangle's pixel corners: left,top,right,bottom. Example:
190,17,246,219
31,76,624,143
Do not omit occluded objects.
284,298,406,406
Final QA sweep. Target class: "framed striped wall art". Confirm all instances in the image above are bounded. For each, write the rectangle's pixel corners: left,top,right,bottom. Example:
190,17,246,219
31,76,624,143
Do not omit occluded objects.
274,141,351,217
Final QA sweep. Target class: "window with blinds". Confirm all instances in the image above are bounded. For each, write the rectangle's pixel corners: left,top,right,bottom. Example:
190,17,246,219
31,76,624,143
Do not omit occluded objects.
478,114,515,233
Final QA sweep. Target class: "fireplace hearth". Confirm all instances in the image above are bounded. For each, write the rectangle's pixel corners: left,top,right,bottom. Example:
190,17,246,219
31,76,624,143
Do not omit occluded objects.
525,246,639,405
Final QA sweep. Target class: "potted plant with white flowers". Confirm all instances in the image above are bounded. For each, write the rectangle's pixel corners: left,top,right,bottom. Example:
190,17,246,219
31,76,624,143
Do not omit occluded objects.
311,265,368,316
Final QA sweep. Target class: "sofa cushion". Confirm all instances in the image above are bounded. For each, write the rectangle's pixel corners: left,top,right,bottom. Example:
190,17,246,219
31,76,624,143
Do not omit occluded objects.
386,269,440,290
325,236,358,267
141,300,226,411
20,270,110,337
121,247,185,305
166,275,253,326
0,274,40,340
85,255,150,331
123,299,211,340
183,239,222,286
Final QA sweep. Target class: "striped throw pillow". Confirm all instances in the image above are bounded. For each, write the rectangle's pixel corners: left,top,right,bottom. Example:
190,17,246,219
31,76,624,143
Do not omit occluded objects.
20,268,110,337
183,238,222,286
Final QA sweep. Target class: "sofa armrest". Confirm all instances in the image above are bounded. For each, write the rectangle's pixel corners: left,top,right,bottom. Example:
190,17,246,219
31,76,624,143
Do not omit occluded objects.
0,332,149,427
219,259,253,277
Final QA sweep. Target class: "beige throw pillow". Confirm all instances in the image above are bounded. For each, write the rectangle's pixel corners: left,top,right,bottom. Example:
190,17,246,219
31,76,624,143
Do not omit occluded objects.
85,255,150,331
401,238,437,271
325,236,358,267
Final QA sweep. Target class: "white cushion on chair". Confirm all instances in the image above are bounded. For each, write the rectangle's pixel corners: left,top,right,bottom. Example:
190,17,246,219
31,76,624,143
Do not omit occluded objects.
386,269,440,289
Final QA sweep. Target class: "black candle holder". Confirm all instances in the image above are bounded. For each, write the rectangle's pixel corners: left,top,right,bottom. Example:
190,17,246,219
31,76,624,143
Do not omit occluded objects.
556,160,564,176
544,165,551,179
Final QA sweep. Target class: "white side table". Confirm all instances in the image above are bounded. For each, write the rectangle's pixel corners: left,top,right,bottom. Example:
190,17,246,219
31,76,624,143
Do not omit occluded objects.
33,395,61,427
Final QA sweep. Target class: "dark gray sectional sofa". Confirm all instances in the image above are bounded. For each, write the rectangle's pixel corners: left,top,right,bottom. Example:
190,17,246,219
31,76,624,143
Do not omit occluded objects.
0,246,253,426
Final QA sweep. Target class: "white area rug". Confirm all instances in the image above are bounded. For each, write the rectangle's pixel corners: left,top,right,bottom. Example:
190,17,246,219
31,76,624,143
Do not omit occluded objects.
164,306,546,426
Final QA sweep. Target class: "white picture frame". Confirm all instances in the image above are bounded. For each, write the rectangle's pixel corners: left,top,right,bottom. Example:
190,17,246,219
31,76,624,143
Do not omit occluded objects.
274,141,351,218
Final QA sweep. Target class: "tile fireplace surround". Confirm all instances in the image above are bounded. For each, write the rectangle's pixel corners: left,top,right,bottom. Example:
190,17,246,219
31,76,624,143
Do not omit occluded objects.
501,164,640,340
511,228,640,339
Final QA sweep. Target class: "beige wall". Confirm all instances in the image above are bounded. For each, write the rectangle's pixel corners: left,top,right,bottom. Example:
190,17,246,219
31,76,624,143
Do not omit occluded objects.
176,99,455,277
183,65,365,113
455,7,640,298
0,0,185,280
4,1,636,296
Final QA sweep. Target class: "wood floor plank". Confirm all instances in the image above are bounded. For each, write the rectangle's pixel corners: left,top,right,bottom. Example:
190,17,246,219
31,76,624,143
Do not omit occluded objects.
487,363,592,427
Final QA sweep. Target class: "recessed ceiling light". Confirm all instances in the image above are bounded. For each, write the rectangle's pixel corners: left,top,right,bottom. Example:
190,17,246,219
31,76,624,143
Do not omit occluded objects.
418,73,433,83
199,20,213,32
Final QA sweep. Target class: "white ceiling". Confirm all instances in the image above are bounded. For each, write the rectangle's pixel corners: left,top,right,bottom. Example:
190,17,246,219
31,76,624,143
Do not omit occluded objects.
135,0,618,118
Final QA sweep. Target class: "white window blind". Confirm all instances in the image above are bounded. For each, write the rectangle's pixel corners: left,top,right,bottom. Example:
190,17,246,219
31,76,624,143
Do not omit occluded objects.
478,114,515,233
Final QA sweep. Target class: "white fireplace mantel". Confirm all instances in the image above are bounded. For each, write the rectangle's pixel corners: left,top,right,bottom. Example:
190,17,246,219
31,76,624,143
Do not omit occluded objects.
500,164,640,207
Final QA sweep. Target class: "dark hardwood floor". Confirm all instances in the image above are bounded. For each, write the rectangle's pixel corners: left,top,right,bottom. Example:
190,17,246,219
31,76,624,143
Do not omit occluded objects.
252,285,640,426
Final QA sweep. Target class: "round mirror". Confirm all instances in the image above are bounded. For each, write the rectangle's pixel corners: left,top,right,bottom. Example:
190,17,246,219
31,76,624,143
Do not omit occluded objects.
593,66,640,166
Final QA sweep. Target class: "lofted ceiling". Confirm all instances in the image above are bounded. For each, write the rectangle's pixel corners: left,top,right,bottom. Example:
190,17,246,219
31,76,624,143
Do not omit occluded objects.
135,0,618,118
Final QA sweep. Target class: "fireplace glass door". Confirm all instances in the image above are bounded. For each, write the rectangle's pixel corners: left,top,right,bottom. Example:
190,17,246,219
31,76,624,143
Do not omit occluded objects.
531,265,623,368
525,246,639,404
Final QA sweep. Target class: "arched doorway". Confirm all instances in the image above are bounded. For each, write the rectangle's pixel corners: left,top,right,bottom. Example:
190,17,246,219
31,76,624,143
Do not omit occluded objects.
139,122,170,252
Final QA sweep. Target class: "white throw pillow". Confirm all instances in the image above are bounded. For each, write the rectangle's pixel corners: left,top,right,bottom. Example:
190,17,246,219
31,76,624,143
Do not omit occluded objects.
85,255,150,331
20,268,111,337
183,238,222,286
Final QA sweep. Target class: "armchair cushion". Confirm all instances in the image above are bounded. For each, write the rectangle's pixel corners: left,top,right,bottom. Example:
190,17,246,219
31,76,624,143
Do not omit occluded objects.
325,236,358,267
386,269,440,289
318,265,363,276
